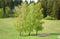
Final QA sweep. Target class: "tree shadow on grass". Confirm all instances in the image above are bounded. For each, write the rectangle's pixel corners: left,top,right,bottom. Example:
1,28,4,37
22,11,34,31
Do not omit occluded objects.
19,33,60,37
19,34,37,37
50,33,60,35
37,33,60,37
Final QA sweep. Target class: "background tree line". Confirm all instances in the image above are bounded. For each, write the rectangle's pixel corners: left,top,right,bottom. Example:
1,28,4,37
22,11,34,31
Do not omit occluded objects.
0,0,60,19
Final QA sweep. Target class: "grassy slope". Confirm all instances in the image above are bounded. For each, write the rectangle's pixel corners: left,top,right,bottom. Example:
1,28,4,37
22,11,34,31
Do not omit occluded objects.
0,18,60,39
42,20,60,33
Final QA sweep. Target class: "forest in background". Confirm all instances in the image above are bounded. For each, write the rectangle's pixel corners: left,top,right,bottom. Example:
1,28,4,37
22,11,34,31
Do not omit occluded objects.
0,0,60,19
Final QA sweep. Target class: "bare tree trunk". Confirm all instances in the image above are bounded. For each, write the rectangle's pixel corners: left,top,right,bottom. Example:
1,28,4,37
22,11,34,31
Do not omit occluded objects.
19,32,23,36
28,31,31,36
36,31,38,35
20,32,22,36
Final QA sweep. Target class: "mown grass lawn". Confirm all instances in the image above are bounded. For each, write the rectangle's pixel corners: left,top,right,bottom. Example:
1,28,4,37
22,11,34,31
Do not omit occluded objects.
0,18,60,39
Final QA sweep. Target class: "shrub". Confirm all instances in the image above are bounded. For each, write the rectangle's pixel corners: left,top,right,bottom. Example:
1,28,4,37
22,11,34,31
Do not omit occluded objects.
45,15,56,20
0,8,4,18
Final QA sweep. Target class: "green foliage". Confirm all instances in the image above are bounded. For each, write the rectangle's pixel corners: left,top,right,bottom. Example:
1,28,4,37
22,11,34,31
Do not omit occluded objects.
3,6,15,17
34,2,43,35
13,6,21,17
25,3,35,35
5,6,11,17
14,2,28,35
45,15,56,20
0,8,4,18
14,2,44,35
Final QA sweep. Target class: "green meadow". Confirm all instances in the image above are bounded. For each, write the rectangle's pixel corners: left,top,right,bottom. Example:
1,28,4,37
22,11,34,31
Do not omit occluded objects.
0,18,60,39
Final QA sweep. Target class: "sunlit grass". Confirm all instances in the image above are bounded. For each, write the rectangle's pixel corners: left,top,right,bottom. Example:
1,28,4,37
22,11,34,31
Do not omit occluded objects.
0,18,60,39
